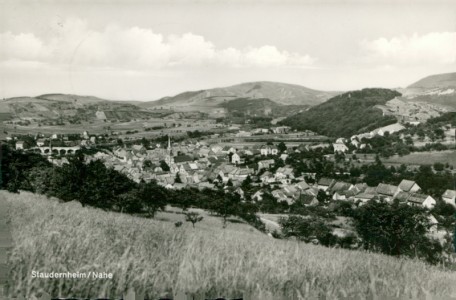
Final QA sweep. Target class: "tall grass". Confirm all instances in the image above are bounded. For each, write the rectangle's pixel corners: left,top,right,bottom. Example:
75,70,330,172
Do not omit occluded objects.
3,191,456,299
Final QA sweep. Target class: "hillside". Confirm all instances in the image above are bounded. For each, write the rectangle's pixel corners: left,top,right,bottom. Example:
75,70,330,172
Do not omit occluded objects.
402,72,456,110
4,191,456,299
0,94,161,123
280,88,400,138
140,81,339,109
408,72,456,89
219,97,308,118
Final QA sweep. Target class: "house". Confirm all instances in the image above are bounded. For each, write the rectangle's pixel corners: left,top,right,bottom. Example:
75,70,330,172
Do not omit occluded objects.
258,159,275,170
299,194,319,206
229,167,254,181
275,166,294,181
252,190,264,201
36,138,46,147
317,178,336,191
174,155,194,164
333,189,357,201
442,189,456,207
260,145,279,156
407,193,436,209
295,180,310,191
352,183,367,194
197,182,215,191
376,183,400,201
398,179,421,193
329,181,353,194
231,152,242,164
15,141,25,150
371,123,405,137
282,185,299,200
234,187,245,199
260,171,275,184
428,215,439,233
272,189,291,203
333,143,349,153
132,144,146,154
272,126,291,134
353,193,377,205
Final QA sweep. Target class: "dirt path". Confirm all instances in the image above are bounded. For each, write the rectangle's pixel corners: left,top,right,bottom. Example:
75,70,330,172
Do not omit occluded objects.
0,193,12,297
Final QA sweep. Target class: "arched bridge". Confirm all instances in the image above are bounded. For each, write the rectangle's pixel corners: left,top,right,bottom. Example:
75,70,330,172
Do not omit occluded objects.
31,146,81,155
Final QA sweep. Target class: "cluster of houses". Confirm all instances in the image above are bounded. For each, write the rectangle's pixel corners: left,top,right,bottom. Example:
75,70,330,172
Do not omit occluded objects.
85,139,287,191
315,177,456,211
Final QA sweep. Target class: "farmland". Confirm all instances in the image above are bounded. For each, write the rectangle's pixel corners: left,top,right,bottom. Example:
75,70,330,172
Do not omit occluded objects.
383,150,456,167
4,191,456,299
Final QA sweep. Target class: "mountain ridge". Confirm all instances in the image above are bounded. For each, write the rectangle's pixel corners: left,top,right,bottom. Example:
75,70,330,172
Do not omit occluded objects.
139,81,340,109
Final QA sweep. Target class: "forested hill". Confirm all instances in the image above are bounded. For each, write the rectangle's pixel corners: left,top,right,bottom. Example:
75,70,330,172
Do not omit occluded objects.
279,88,401,138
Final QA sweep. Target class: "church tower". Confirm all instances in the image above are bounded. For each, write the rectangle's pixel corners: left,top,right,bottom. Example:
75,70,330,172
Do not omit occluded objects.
165,136,174,165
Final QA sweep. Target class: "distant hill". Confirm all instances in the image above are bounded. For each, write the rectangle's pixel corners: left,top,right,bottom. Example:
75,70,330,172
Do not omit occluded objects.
402,72,456,110
408,72,456,89
280,88,400,138
139,81,339,110
0,94,161,123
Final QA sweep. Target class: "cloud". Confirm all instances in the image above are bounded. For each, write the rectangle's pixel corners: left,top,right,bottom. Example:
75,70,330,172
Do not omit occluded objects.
360,32,456,65
0,18,315,70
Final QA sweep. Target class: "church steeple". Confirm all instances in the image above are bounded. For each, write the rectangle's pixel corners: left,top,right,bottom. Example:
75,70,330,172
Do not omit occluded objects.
167,135,171,154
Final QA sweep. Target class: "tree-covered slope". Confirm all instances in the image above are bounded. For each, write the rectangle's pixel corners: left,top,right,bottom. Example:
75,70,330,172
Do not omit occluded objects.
280,88,401,137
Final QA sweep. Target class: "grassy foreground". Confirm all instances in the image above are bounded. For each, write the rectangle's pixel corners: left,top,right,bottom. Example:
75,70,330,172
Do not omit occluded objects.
3,191,456,299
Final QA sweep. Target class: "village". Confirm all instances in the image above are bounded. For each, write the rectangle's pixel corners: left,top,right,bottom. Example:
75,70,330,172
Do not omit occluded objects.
6,119,456,223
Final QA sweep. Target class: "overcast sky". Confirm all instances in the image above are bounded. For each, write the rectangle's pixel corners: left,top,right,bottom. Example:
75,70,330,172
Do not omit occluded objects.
1,0,455,101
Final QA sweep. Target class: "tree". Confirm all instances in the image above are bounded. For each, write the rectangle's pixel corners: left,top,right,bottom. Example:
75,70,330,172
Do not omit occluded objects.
185,212,204,228
143,160,153,170
277,142,287,153
279,216,336,246
454,212,456,253
159,160,170,172
433,162,445,172
241,175,252,189
137,181,168,217
141,137,150,149
211,192,242,228
353,199,441,263
175,172,182,183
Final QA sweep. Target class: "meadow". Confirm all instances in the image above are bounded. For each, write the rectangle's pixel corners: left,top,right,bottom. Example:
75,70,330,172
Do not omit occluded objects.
3,191,456,299
383,150,456,167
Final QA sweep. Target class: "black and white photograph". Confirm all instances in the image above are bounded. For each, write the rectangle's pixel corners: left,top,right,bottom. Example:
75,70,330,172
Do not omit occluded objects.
1,0,456,299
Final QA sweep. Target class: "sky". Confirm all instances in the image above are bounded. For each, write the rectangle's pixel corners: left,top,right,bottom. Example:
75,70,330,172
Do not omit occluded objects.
0,0,455,101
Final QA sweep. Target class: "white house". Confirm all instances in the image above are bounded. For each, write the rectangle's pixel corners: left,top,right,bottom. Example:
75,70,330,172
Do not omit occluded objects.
258,159,274,170
407,193,436,209
260,145,279,156
333,143,349,153
231,152,241,164
442,189,456,207
398,179,421,193
15,141,25,150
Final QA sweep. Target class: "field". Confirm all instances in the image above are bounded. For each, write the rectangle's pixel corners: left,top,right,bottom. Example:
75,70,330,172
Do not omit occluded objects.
3,191,456,299
383,150,456,167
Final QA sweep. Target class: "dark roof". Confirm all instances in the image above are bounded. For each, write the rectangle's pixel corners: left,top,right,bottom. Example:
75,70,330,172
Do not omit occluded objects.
318,177,335,187
407,193,430,204
398,180,418,192
330,182,352,193
174,155,194,163
376,184,398,196
300,194,317,205
394,191,410,203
